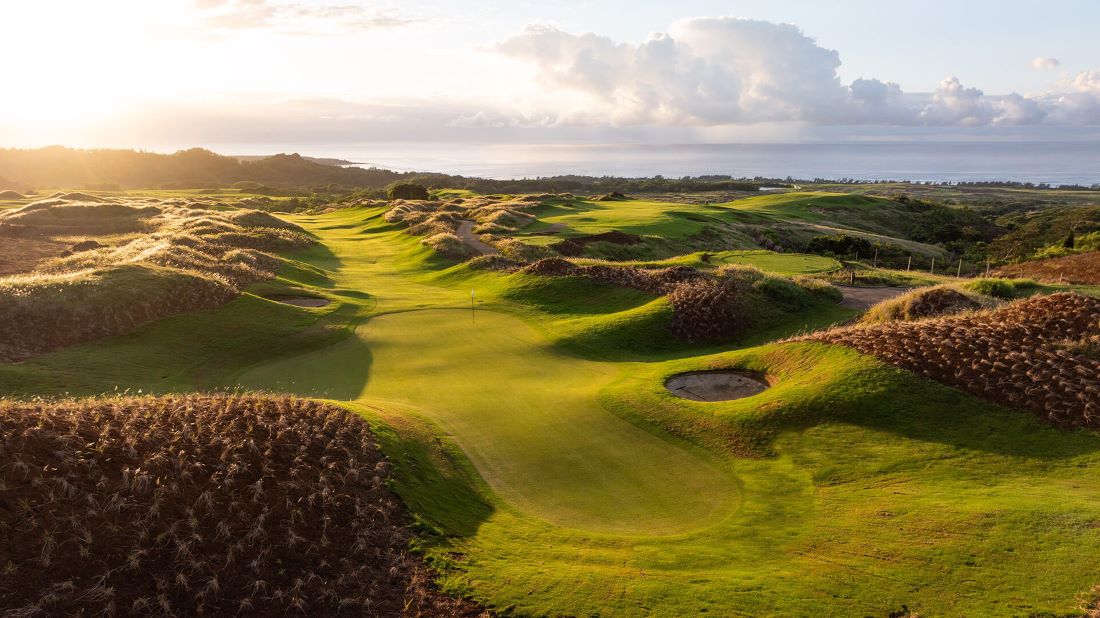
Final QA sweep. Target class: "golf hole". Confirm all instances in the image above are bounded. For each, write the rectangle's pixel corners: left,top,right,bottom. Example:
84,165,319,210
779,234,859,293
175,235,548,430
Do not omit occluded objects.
665,370,771,402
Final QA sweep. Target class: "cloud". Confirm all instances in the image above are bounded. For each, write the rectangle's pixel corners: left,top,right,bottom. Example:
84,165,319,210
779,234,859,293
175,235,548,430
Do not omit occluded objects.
193,0,419,33
919,77,996,126
494,18,1100,129
1032,56,1060,70
497,18,849,125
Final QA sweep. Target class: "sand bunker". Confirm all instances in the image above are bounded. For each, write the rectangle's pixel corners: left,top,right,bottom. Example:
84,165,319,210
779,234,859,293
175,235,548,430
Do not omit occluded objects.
665,370,770,402
264,295,331,307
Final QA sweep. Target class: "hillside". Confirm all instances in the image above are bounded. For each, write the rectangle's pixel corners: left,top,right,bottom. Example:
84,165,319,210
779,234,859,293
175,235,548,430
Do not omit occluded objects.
0,147,403,190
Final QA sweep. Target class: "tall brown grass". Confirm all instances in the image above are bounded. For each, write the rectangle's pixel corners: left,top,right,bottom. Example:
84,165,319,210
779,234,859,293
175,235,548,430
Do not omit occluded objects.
803,292,1100,427
0,394,485,616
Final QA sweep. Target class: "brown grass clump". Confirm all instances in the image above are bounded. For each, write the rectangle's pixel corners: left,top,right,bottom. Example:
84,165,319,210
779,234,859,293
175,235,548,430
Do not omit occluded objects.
993,251,1100,285
422,232,478,260
0,394,486,617
803,292,1100,427
861,285,985,323
0,198,315,361
521,259,838,342
667,277,747,342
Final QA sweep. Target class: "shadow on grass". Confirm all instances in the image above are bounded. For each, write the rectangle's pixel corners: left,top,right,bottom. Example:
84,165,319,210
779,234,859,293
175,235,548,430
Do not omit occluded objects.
831,367,1100,461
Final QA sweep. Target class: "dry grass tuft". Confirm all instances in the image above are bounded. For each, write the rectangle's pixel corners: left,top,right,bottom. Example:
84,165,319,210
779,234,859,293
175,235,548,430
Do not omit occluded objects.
0,394,486,617
803,292,1100,427
861,285,987,323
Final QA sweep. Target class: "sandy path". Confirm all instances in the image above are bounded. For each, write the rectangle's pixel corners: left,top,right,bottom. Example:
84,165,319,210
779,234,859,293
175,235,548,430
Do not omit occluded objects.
456,220,499,255
837,285,909,310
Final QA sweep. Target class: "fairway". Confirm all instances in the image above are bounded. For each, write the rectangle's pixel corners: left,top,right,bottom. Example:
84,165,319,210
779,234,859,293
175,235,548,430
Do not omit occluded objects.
238,209,736,534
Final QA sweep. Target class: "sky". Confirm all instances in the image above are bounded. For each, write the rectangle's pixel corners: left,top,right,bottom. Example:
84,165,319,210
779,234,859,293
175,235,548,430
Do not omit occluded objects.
2,0,1099,150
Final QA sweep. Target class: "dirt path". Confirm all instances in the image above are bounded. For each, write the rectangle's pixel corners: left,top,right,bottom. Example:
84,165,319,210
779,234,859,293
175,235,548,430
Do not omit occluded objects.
837,285,909,310
456,220,499,256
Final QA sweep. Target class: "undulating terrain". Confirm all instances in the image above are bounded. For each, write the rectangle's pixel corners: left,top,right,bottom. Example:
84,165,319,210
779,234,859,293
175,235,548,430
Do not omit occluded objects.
1,180,1099,616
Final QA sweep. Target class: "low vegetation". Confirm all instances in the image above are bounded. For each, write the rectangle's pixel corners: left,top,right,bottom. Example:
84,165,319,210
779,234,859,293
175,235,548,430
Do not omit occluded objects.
861,285,985,322
994,250,1100,285
0,394,483,616
518,257,841,342
806,292,1100,427
0,196,313,360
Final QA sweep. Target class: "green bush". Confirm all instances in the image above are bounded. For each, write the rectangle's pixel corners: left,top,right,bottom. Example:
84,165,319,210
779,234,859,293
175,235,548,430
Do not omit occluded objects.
964,278,1016,299
387,183,430,200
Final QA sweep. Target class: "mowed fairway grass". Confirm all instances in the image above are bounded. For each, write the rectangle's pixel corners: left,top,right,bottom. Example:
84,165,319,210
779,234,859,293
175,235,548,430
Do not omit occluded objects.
5,205,1100,615
241,308,735,534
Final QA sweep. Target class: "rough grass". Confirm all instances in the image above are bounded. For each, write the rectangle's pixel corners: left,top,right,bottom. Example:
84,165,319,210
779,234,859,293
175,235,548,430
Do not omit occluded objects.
994,250,1100,285
0,197,314,360
0,394,484,616
807,292,1100,427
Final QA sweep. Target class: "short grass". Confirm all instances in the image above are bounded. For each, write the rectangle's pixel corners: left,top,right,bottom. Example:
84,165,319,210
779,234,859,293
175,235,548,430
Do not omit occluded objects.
576,250,841,275
534,197,731,238
3,201,1099,616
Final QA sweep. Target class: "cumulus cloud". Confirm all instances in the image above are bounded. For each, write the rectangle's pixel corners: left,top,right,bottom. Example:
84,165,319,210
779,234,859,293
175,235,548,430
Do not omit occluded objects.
1032,56,1060,70
494,18,1100,129
920,77,995,126
497,18,849,125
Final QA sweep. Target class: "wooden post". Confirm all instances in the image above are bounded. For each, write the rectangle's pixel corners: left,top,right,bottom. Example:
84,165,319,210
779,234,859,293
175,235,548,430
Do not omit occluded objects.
985,261,990,278
957,258,962,278
907,255,912,272
930,257,935,275
873,248,878,269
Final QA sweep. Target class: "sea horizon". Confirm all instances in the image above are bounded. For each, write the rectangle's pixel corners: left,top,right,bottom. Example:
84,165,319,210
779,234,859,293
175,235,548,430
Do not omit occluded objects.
210,140,1100,185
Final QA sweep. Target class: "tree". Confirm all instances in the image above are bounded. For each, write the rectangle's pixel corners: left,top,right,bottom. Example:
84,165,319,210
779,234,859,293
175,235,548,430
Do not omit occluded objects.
1063,229,1076,249
387,183,430,200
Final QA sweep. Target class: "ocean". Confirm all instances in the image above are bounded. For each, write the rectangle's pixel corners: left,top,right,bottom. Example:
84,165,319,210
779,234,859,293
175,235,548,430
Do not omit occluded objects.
289,141,1099,185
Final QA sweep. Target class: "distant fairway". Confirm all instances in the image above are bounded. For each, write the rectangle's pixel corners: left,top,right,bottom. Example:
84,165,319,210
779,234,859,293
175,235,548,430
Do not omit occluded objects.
240,308,735,534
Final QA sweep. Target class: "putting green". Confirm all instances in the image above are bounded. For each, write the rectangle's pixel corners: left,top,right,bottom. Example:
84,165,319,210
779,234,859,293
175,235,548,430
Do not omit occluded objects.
239,210,736,534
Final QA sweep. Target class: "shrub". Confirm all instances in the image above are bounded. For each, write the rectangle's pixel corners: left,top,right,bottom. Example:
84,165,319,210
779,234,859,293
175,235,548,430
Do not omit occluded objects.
805,233,874,258
793,275,844,304
387,182,430,200
964,278,1017,299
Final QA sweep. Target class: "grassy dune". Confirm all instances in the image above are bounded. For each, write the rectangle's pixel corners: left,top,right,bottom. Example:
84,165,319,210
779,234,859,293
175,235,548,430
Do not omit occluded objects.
3,201,1099,615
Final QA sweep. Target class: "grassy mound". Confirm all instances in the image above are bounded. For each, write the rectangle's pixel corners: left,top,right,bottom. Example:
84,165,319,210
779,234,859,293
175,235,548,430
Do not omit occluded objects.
806,292,1100,427
0,394,482,616
862,285,984,323
518,258,842,343
0,198,314,360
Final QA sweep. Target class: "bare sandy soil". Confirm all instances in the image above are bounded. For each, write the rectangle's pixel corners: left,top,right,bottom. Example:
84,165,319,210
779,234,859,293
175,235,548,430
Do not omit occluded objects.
457,220,500,255
665,370,771,402
837,285,910,310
